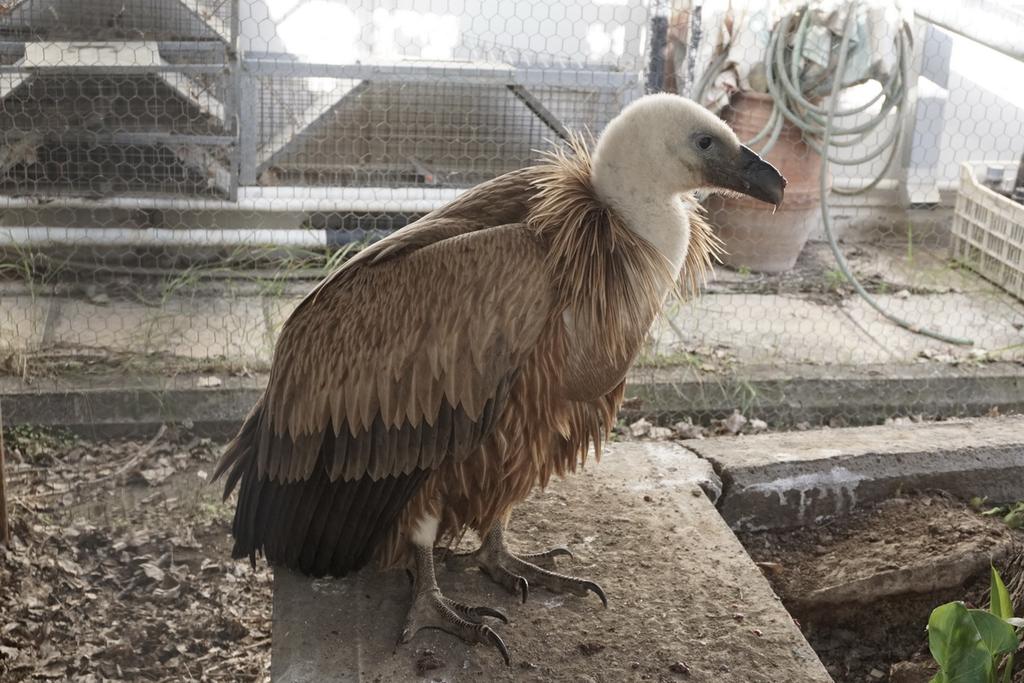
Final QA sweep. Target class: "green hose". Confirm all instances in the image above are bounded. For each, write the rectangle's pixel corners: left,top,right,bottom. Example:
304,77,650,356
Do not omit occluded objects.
820,6,972,346
697,2,973,346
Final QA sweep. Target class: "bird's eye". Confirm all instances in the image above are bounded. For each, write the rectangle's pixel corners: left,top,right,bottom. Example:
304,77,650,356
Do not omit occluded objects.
697,135,713,151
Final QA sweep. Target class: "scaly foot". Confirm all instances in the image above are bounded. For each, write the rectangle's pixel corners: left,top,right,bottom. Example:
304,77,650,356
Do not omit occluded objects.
445,525,607,607
400,546,511,665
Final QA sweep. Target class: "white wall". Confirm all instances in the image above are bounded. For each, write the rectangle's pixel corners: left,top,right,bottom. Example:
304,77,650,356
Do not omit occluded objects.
827,25,1024,190
241,0,652,71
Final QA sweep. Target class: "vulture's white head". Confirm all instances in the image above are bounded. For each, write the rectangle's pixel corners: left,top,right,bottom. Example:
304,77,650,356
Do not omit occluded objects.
591,93,786,270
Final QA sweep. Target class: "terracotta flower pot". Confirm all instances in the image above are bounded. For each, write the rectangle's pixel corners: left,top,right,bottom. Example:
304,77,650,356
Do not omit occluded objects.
704,92,827,273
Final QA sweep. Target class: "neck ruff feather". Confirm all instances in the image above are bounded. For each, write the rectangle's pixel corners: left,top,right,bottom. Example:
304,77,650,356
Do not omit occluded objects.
526,133,722,322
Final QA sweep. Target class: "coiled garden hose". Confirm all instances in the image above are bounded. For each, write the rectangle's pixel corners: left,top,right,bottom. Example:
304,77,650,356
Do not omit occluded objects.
696,2,973,346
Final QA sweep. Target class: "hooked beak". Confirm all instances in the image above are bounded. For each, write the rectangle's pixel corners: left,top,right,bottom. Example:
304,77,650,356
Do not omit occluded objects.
707,144,787,208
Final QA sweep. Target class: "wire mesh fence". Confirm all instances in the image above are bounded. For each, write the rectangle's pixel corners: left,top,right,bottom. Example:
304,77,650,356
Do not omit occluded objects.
0,0,1023,426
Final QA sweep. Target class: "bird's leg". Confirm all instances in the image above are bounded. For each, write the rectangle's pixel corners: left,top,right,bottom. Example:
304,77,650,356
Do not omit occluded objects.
399,541,511,666
446,523,608,607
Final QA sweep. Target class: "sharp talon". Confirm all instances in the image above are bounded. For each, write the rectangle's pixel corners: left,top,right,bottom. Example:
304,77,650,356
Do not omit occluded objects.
404,569,415,586
405,544,512,661
520,545,573,569
484,626,511,667
551,546,573,560
464,529,602,609
584,580,609,608
471,606,509,624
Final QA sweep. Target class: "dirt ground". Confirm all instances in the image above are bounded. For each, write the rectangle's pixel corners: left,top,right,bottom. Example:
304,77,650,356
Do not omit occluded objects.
2,431,828,683
738,494,1024,683
0,427,271,682
6,425,1024,683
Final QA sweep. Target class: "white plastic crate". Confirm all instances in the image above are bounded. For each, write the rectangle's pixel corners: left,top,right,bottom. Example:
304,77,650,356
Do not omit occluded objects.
950,162,1024,301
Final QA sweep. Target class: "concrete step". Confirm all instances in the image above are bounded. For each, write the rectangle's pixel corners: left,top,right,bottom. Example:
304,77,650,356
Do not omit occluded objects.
4,363,1024,439
687,416,1024,532
269,443,831,682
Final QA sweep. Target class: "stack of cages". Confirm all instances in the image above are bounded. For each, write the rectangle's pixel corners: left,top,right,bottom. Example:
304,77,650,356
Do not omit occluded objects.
0,0,645,385
0,0,245,378
0,0,1023,427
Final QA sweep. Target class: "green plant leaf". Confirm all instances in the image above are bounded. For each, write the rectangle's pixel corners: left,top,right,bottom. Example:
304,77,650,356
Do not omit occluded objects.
1004,503,1024,529
968,609,1018,656
990,566,1014,620
945,651,993,682
928,602,992,682
930,602,977,663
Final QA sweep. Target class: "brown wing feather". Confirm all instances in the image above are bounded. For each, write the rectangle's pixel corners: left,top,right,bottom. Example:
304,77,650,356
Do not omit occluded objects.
267,223,550,474
214,219,552,575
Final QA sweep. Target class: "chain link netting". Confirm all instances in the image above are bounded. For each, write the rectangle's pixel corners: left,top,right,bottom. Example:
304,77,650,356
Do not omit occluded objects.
0,0,1022,426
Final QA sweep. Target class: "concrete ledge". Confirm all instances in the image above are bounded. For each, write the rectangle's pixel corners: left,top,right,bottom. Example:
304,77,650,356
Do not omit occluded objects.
0,374,263,439
3,362,1024,438
629,362,1024,427
688,416,1024,531
270,443,831,682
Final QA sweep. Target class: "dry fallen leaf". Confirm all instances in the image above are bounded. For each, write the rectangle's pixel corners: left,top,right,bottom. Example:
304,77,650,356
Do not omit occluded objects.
138,465,174,486
722,410,748,435
139,562,166,583
628,417,652,438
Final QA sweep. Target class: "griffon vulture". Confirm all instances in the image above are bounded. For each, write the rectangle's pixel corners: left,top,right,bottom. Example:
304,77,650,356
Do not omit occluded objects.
214,93,785,663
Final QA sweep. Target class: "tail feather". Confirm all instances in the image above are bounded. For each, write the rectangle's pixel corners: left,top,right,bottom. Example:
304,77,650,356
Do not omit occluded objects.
213,399,263,500
213,398,429,577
